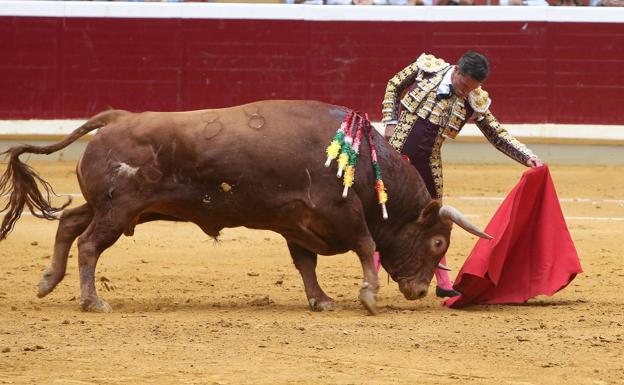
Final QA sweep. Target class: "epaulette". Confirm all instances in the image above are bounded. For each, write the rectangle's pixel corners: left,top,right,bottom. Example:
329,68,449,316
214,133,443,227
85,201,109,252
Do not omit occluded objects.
415,53,449,73
468,87,491,113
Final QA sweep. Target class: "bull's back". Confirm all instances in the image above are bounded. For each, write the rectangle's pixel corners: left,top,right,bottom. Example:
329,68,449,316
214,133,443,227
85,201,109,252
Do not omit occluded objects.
89,100,344,160
78,100,349,210
202,100,347,174
192,100,347,162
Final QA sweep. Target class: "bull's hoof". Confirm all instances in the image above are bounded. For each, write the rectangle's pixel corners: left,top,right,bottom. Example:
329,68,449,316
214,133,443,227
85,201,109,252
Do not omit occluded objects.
37,269,63,298
37,279,55,298
80,297,113,313
308,298,338,312
358,289,378,316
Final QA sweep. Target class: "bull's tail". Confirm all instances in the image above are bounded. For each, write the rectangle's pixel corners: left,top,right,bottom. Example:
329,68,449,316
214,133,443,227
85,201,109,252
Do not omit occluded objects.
0,109,125,240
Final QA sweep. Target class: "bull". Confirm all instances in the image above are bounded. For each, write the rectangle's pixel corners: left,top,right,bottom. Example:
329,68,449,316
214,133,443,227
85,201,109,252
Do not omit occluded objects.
0,100,489,315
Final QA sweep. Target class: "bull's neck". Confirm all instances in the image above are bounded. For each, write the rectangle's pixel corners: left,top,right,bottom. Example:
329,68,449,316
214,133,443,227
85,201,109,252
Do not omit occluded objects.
361,139,433,250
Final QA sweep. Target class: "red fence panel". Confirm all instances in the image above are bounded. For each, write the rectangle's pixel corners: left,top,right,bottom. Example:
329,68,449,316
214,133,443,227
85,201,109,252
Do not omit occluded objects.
1,5,623,124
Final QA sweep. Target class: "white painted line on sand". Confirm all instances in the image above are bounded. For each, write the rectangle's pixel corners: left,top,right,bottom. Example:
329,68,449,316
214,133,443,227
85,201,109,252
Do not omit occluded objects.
463,214,623,221
451,196,624,204
565,217,624,222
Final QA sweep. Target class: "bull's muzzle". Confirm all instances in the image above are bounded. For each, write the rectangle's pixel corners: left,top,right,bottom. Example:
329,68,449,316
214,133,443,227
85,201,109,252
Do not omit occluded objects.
398,279,429,300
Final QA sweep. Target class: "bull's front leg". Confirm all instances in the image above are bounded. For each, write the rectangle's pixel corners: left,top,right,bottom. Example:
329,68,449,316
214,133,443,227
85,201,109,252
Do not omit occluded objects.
355,237,379,315
286,241,337,311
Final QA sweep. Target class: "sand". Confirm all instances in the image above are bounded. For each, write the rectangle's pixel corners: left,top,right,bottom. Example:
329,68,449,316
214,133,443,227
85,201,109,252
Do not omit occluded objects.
1,161,623,385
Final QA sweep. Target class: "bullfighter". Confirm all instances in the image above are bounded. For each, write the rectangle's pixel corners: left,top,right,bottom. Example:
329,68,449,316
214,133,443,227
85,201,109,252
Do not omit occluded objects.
381,50,543,297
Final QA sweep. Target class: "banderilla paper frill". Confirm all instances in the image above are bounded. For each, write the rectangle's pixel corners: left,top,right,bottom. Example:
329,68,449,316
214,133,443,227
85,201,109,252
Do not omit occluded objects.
325,111,388,220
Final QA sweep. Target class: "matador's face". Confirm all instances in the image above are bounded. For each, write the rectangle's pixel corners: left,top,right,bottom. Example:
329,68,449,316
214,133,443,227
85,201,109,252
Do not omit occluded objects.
451,68,482,99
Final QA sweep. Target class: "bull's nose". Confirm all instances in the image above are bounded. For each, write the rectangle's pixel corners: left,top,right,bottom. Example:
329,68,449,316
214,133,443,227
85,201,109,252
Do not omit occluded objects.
398,280,429,301
403,290,427,301
414,289,427,299
401,287,428,300
403,292,418,300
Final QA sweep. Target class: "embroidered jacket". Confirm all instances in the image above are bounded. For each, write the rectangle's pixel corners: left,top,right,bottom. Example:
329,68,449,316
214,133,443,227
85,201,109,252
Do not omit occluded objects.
382,53,534,165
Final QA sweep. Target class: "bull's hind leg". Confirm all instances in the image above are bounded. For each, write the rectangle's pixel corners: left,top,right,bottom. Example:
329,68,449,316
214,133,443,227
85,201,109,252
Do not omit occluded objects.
76,211,131,313
38,204,93,298
286,241,336,311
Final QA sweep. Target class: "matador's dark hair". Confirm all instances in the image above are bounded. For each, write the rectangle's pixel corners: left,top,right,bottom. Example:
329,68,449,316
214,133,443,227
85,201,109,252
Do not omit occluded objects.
458,51,489,82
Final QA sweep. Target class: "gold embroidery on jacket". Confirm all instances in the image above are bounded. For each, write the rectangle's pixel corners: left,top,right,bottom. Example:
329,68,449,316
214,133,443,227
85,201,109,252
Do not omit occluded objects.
429,133,445,199
382,62,421,123
389,110,417,152
403,84,467,139
468,87,491,113
403,71,445,114
475,111,534,164
416,53,450,73
439,98,466,139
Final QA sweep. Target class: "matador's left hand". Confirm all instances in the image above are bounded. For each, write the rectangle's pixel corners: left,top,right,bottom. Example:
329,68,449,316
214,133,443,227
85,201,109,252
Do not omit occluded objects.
526,155,543,168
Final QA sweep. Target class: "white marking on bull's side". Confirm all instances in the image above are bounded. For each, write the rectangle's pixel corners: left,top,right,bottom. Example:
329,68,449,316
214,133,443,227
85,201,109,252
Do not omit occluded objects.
117,162,139,177
150,144,162,166
305,168,316,207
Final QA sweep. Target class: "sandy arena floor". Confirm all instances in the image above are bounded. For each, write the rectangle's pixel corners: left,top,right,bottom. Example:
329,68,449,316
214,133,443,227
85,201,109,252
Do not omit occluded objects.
0,161,623,385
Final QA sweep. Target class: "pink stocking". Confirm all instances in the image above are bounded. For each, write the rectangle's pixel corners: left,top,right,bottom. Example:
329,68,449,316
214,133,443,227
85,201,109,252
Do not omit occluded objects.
373,251,381,273
435,256,453,290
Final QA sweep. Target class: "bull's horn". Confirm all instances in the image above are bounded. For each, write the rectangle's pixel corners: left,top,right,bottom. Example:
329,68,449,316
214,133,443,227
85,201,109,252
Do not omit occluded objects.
439,205,493,240
437,263,452,271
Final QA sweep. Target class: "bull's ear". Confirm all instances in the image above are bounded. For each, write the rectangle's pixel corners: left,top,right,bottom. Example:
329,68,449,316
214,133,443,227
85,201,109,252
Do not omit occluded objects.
417,200,442,227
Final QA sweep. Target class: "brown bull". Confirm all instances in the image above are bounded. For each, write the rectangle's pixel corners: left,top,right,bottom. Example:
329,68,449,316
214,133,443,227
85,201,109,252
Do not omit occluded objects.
0,100,489,315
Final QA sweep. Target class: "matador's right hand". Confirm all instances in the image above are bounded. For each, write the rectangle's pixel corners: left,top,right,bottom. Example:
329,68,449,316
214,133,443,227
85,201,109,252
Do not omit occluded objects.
526,155,543,168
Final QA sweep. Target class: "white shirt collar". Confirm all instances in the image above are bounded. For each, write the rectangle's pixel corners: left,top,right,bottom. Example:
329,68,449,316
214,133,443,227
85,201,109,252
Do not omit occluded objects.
436,66,455,97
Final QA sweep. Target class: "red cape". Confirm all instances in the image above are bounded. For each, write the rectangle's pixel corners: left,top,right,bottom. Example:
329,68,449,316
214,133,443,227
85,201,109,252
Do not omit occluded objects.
444,165,582,308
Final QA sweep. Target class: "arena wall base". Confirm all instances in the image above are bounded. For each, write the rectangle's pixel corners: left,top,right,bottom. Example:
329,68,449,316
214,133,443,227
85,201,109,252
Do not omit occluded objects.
0,120,622,165
1,140,621,166
441,142,624,166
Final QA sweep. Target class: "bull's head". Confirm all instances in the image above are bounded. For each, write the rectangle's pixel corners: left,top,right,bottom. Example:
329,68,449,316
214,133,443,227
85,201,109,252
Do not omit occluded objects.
379,200,491,300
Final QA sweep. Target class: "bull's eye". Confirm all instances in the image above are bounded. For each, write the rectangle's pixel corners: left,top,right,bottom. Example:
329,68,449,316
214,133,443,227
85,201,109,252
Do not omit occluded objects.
430,236,447,253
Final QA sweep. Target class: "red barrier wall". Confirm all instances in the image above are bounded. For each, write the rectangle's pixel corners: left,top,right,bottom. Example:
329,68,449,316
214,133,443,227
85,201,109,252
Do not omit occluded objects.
1,15,623,124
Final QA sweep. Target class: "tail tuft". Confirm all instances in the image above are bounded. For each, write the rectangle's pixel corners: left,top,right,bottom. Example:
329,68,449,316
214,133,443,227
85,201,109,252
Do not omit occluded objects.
0,109,125,240
0,149,71,240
